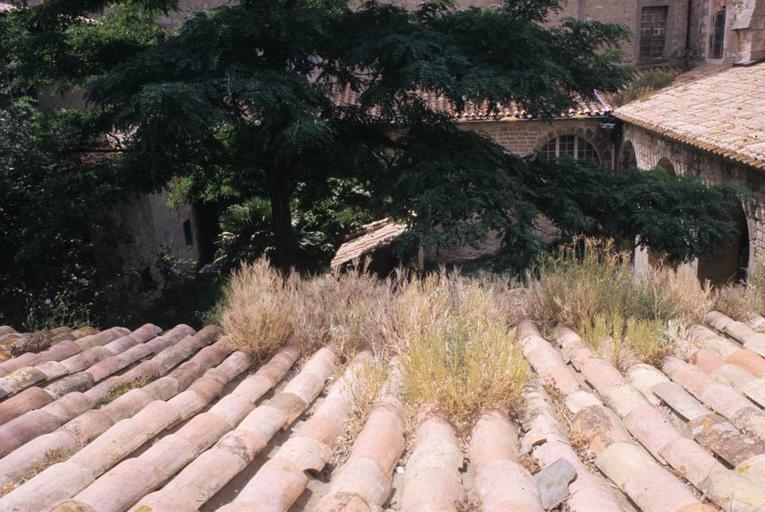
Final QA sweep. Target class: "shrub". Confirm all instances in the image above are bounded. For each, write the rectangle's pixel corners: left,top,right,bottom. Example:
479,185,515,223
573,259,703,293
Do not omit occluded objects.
293,269,396,360
219,259,299,360
630,262,713,324
397,272,529,432
611,69,676,107
525,238,631,330
579,312,668,370
625,317,670,368
714,284,759,321
525,237,714,367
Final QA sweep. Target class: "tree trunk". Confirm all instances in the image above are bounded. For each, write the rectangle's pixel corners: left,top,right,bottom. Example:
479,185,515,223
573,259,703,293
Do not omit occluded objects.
268,164,297,272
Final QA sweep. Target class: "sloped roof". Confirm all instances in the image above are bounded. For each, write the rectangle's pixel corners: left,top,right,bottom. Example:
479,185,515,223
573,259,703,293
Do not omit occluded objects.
615,63,765,170
336,85,613,121
0,309,765,510
330,217,407,269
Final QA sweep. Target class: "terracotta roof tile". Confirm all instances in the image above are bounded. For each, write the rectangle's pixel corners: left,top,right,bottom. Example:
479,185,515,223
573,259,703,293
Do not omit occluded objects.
336,85,612,122
330,218,407,269
1,309,765,511
614,63,765,170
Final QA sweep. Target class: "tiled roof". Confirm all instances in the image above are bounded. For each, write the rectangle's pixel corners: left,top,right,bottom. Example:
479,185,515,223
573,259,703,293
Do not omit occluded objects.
330,217,407,269
0,310,765,510
336,85,613,121
615,63,765,170
0,3,14,13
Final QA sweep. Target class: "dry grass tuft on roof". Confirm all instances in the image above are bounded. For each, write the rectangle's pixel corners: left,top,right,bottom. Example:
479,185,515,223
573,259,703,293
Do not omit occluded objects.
220,259,300,360
293,268,397,361
221,261,530,433
221,259,401,361
714,261,765,322
526,238,713,367
6,257,765,511
395,271,529,433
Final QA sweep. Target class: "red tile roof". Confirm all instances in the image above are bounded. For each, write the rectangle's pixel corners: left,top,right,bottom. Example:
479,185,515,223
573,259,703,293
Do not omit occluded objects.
336,85,613,121
0,309,763,510
614,63,765,170
330,217,407,269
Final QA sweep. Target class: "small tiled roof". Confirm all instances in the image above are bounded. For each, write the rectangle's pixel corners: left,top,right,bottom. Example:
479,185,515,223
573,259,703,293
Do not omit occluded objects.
615,63,765,170
330,217,407,269
1,310,765,510
336,85,613,121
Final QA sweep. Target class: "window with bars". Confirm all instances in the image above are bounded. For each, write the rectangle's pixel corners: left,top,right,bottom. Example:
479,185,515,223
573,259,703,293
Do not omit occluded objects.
640,6,668,62
538,135,600,165
711,8,726,59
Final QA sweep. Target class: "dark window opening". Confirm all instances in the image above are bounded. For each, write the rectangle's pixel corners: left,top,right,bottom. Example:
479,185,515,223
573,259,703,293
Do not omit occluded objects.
640,6,668,62
711,8,726,59
140,266,156,292
183,219,194,246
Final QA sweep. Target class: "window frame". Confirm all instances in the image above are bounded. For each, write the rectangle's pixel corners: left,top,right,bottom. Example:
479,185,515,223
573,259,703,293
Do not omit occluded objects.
639,5,669,63
538,135,601,166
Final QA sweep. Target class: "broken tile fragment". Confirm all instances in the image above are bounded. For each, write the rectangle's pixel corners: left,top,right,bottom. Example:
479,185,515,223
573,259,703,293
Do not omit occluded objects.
535,458,576,510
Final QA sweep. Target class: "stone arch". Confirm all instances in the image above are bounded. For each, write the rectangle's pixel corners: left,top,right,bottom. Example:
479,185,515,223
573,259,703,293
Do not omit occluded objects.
619,139,638,171
656,157,676,175
697,201,750,286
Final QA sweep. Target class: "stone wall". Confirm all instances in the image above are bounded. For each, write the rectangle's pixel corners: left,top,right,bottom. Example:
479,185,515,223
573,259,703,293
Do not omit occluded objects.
113,190,200,293
690,0,765,65
460,117,615,168
389,0,690,65
622,123,764,282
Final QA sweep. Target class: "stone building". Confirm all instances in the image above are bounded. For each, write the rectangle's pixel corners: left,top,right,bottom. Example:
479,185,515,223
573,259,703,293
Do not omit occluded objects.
688,0,765,65
396,0,763,68
615,62,765,285
333,1,765,278
390,0,693,66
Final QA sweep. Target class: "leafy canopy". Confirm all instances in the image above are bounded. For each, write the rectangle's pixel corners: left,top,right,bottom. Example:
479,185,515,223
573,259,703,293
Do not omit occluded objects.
2,0,740,274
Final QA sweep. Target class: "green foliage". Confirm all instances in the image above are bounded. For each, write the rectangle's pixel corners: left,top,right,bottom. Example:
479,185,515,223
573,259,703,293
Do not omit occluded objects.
2,0,635,271
214,178,373,273
611,69,676,107
517,159,742,271
0,99,124,327
1,2,167,93
1,0,739,283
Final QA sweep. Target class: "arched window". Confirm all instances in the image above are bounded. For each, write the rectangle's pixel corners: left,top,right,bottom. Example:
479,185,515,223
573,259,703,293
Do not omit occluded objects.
538,135,600,165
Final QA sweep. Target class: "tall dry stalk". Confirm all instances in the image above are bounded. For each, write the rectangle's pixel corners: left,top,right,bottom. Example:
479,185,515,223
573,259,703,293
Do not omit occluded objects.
293,270,397,361
396,271,529,433
525,237,714,367
219,259,300,359
630,262,713,324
